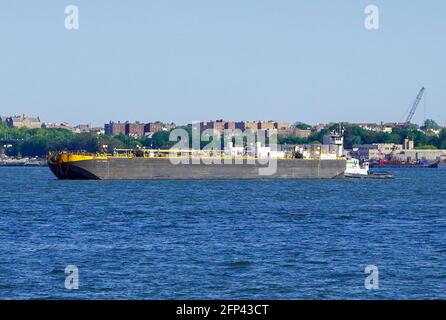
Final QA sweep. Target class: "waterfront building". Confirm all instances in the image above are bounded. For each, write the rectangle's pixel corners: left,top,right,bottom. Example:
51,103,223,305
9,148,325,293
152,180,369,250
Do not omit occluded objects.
257,120,275,131
106,121,175,137
201,120,226,133
293,129,312,138
144,122,176,135
403,138,415,150
275,122,291,130
90,127,105,135
312,123,326,132
125,122,145,137
352,143,403,161
354,123,381,132
224,121,236,130
5,114,41,129
105,121,126,136
235,121,258,132
144,122,165,134
73,124,91,132
41,122,73,130
277,127,312,138
382,122,408,133
353,123,394,134
392,149,446,162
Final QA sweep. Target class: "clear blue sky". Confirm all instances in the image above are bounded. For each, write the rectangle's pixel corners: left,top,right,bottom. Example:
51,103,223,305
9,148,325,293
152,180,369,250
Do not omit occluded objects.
0,0,445,126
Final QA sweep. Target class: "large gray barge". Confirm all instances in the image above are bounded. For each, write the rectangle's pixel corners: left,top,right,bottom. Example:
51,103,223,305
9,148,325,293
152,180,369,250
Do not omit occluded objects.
48,154,346,180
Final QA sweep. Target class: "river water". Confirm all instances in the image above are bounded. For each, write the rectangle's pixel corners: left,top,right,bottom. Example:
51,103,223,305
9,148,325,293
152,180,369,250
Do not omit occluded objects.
0,167,445,299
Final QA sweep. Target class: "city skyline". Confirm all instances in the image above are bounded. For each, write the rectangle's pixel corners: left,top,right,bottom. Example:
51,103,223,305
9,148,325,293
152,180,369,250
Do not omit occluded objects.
1,1,445,125
1,113,442,129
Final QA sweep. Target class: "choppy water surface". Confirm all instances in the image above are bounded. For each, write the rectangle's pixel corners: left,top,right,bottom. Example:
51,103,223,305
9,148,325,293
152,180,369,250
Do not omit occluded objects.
0,167,445,299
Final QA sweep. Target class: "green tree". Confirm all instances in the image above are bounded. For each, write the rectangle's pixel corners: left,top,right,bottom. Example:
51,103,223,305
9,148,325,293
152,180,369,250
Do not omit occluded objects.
415,145,437,150
67,133,99,152
438,129,446,149
113,134,141,149
151,131,173,149
421,119,440,131
294,122,312,130
278,135,307,145
383,133,401,144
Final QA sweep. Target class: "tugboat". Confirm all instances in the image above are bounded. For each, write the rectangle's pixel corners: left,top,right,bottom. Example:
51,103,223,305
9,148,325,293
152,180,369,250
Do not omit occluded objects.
345,158,394,179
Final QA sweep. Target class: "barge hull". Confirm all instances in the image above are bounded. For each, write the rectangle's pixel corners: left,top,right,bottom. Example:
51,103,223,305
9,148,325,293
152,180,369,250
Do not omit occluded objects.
49,158,346,180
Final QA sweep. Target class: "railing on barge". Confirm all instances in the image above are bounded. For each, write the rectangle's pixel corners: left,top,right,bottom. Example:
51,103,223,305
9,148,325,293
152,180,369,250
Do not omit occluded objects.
48,149,345,162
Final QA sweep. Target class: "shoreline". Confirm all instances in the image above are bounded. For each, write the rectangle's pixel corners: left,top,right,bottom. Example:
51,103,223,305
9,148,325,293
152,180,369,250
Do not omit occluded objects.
0,159,47,167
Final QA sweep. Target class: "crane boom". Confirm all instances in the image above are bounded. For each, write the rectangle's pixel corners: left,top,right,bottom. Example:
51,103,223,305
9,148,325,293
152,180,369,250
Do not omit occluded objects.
405,87,425,124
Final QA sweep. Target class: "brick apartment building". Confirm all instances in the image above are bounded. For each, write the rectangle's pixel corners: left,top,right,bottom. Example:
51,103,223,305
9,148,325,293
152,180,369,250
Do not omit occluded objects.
224,121,236,130
73,124,91,132
104,121,126,136
201,120,226,133
257,121,275,130
275,122,291,130
125,122,145,137
235,121,258,132
144,122,165,134
105,121,176,137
